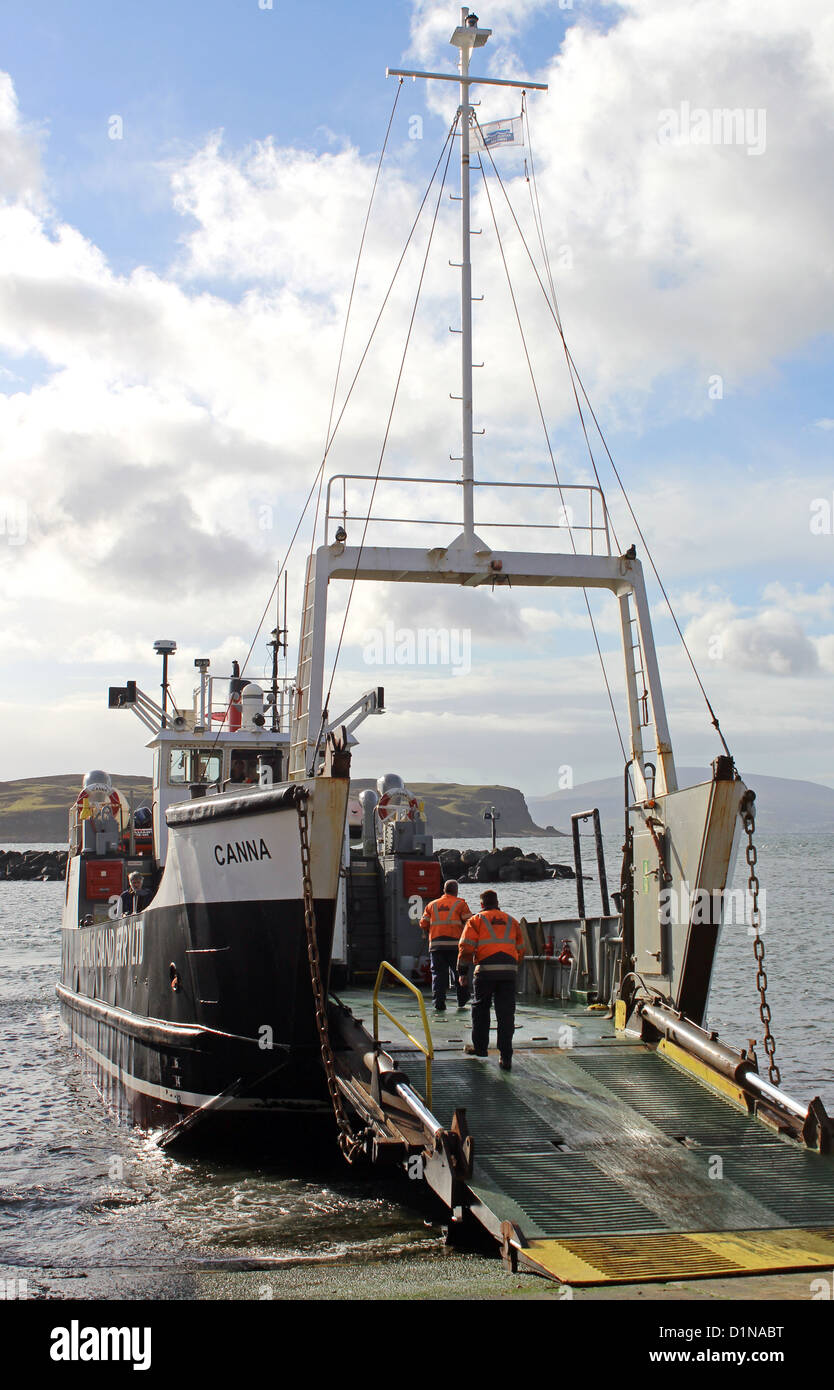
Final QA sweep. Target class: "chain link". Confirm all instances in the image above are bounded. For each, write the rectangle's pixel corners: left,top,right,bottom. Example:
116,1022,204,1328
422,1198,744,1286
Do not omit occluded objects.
296,790,365,1163
742,792,780,1087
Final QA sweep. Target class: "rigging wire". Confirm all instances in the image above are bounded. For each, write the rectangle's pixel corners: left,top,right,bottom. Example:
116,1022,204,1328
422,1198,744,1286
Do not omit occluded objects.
519,96,620,553
204,108,458,752
315,113,461,757
479,105,732,760
475,137,629,768
308,78,404,563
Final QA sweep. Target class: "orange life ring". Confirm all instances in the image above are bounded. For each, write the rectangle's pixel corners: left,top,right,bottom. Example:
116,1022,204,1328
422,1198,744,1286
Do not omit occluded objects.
76,788,122,822
377,793,419,822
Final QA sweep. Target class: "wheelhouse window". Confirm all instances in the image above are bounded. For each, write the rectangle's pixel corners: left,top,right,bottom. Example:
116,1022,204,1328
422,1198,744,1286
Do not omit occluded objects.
228,751,261,785
169,748,223,785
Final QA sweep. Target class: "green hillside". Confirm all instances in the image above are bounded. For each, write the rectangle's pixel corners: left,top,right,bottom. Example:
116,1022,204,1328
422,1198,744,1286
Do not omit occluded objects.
350,780,563,838
0,775,558,843
0,775,152,844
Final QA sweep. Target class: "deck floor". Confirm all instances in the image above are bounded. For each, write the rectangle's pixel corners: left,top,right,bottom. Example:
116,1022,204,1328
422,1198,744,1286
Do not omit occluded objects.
336,987,834,1284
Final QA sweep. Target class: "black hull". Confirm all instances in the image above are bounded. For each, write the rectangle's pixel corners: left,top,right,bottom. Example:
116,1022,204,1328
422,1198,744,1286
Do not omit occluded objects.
59,896,337,1136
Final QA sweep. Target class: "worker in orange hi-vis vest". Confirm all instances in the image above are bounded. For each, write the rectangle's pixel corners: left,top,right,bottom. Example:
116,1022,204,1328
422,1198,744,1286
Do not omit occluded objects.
420,879,472,1014
457,889,525,1071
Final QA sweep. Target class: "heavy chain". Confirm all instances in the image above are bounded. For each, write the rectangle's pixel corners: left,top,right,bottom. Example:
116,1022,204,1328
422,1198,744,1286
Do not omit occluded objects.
741,792,780,1087
296,791,364,1163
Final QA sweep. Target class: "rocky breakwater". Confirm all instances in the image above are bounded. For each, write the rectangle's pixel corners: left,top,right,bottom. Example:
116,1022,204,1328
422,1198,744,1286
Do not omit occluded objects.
437,845,576,884
1,849,67,881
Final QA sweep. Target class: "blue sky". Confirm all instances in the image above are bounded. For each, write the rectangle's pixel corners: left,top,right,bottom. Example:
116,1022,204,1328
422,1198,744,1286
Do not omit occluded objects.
0,0,833,794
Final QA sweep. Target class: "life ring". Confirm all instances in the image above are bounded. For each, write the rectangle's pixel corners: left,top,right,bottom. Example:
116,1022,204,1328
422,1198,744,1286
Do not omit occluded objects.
76,788,123,825
377,794,419,822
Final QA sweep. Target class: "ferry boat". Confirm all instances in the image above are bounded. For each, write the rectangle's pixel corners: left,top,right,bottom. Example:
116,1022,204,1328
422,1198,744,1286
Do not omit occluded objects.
58,8,831,1208
57,652,361,1134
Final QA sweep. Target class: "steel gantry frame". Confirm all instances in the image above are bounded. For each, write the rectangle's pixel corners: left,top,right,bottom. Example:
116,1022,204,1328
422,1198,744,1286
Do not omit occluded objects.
289,10,677,804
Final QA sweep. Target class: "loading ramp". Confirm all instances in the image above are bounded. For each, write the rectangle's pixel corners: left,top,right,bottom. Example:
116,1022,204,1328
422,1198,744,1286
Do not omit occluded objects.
332,986,834,1286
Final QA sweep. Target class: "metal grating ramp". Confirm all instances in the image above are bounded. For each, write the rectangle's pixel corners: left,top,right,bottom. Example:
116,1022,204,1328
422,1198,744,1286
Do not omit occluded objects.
570,1049,773,1147
373,999,834,1285
710,1145,834,1226
409,1057,563,1155
474,1152,666,1237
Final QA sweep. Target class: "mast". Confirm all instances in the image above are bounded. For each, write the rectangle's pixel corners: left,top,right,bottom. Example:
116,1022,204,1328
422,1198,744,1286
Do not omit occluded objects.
389,10,546,541
454,9,480,543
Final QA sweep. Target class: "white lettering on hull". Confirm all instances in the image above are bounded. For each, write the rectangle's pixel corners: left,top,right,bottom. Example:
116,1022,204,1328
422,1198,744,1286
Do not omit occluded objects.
79,919,145,969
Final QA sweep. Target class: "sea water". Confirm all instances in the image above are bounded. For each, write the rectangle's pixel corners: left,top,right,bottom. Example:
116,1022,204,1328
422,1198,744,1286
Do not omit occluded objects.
1,833,831,1298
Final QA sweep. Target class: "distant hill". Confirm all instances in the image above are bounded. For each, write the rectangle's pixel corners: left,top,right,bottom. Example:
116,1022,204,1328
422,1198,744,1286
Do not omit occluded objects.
0,775,559,843
0,775,152,844
351,781,564,838
6,768,829,844
529,767,834,835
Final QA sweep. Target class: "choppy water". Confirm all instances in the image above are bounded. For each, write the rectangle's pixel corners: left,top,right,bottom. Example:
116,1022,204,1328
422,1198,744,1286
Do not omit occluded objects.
1,833,832,1298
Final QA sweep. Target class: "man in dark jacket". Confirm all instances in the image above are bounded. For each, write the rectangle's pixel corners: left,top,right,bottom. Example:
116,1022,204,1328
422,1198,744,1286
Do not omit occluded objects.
120,871,151,916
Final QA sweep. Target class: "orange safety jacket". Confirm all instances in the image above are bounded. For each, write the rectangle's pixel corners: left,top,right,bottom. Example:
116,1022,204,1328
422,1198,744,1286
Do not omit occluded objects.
420,893,472,951
457,909,525,979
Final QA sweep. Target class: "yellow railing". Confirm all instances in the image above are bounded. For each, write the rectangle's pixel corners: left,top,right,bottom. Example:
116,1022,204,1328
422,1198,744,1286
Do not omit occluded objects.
372,961,434,1109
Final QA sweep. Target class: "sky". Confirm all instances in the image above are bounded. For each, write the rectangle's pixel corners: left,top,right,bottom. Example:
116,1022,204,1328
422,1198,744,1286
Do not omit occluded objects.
0,0,833,797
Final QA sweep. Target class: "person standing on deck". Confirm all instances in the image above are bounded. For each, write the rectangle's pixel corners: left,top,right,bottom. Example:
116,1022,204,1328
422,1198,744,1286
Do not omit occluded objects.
457,890,525,1071
420,880,472,1013
120,871,151,916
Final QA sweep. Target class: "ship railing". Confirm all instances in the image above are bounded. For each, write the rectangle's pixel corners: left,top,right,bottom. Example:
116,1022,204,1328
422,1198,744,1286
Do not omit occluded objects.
325,474,612,556
372,961,434,1109
190,675,297,733
67,802,124,857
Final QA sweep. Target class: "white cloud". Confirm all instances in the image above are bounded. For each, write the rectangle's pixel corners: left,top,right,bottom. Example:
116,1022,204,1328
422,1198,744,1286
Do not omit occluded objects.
1,1,834,786
684,595,826,676
0,72,44,207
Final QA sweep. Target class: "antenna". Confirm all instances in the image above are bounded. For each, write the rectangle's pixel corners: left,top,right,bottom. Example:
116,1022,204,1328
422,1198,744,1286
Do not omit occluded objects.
268,568,289,731
388,9,547,542
153,639,177,729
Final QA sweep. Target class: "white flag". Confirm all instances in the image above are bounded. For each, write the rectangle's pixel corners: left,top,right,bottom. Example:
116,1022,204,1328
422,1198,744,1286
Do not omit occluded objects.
472,116,524,152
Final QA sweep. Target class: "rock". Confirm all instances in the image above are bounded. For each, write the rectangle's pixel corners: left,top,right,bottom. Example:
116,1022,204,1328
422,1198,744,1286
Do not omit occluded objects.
437,848,464,880
433,844,581,886
498,863,522,881
1,848,68,881
515,858,548,879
